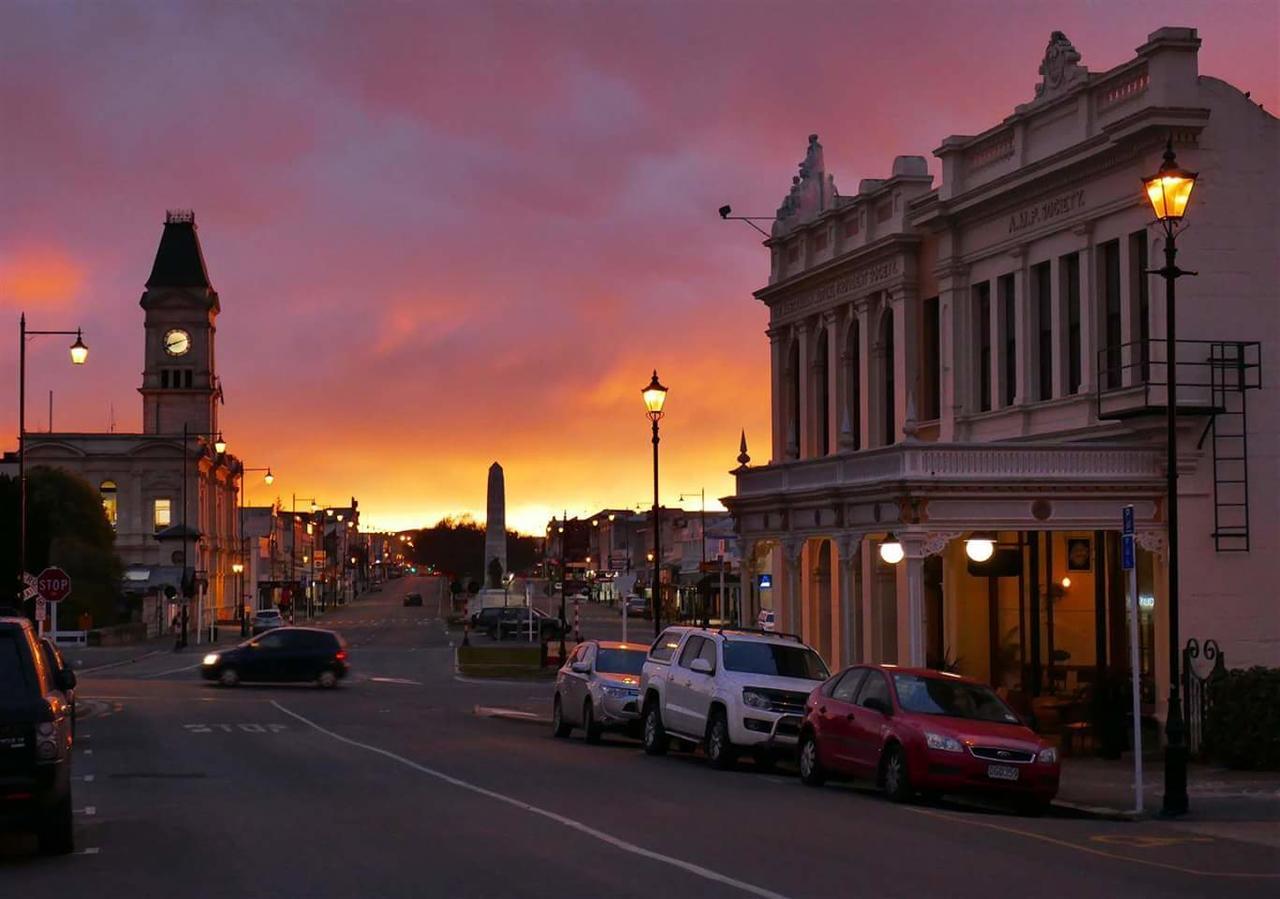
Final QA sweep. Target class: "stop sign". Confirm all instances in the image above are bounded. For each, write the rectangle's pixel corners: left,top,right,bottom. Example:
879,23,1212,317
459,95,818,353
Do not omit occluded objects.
37,567,72,603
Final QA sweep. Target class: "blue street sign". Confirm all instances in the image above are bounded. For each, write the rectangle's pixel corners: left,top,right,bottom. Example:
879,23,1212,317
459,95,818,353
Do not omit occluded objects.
1122,505,1135,535
1121,533,1135,571
757,573,773,589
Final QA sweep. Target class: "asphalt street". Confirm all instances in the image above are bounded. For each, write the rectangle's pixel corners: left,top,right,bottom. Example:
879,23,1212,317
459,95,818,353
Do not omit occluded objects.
3,576,1276,898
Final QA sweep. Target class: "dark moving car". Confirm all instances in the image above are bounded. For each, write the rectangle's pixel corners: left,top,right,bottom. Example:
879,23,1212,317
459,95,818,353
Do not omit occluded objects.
201,627,348,688
0,617,76,854
495,607,565,640
403,592,423,607
470,606,506,634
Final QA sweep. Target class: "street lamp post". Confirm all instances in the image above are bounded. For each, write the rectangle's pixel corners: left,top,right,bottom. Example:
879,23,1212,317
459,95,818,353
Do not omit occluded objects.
15,316,87,622
237,466,273,635
1143,136,1197,818
171,425,226,648
680,489,707,625
642,371,668,636
558,513,567,660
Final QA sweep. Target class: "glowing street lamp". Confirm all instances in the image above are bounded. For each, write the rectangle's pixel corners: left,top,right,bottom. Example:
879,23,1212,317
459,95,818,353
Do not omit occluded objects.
642,370,668,636
965,534,996,563
879,533,904,565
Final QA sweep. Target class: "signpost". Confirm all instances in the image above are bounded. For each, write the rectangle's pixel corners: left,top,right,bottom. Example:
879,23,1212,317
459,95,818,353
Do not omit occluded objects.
30,567,72,637
1122,505,1143,814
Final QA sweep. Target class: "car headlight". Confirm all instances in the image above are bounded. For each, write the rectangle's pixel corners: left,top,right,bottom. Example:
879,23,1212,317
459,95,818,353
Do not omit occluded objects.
202,653,220,666
742,689,772,710
1037,747,1058,764
925,732,964,752
602,685,638,699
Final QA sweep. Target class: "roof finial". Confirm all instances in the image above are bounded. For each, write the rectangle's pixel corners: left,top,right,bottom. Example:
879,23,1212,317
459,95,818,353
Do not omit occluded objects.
733,430,751,474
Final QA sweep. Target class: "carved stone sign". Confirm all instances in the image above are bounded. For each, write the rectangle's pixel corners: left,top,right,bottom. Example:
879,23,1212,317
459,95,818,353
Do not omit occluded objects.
1007,188,1085,234
774,256,901,318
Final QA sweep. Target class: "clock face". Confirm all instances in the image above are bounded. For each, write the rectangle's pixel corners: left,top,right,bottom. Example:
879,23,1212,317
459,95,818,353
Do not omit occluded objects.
163,329,191,356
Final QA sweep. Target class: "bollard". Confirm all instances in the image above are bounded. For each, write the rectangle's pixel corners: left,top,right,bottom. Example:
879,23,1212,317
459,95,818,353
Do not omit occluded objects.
462,618,471,647
573,598,581,643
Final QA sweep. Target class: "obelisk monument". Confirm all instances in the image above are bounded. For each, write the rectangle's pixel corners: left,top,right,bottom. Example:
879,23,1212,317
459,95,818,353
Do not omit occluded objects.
483,462,507,587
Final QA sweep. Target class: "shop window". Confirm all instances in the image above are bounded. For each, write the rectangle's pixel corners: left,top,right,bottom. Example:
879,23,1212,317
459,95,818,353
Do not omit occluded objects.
1061,253,1082,393
974,282,992,412
100,480,118,529
154,498,172,530
1033,262,1053,401
999,274,1016,407
1099,240,1122,389
922,297,940,420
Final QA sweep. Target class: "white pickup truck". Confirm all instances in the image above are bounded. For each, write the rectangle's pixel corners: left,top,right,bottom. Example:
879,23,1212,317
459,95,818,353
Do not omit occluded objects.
638,626,830,769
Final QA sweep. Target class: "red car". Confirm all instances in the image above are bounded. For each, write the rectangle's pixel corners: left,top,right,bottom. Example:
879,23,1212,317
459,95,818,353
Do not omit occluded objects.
797,665,1060,814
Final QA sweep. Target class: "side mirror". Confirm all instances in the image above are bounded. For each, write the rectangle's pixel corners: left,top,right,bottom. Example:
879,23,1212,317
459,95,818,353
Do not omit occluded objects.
863,697,892,716
57,669,77,691
570,661,590,674
690,658,714,675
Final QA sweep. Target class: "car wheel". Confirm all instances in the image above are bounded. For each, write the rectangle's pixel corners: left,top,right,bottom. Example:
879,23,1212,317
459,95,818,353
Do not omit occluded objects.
583,700,602,744
219,668,239,688
37,793,74,855
880,744,912,803
552,695,572,738
316,669,338,689
641,701,667,756
705,709,736,770
798,732,826,787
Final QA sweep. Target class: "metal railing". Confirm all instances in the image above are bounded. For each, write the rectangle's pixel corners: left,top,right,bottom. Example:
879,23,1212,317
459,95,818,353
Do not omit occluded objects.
1095,338,1261,417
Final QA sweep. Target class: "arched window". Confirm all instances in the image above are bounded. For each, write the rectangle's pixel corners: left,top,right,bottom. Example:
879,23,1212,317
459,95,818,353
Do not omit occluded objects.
846,319,861,451
100,480,118,529
881,309,895,445
815,329,830,456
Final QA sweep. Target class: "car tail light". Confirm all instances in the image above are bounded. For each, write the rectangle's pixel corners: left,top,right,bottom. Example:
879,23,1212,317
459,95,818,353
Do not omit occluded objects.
335,651,347,661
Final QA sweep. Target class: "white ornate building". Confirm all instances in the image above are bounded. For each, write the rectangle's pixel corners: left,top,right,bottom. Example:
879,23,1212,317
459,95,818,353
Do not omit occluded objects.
725,28,1277,725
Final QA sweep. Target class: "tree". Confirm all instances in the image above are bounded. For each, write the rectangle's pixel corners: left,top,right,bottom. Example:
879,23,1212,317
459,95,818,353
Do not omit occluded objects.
0,467,123,626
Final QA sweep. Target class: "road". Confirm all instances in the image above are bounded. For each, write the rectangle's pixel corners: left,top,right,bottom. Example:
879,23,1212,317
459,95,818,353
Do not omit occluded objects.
4,576,1276,897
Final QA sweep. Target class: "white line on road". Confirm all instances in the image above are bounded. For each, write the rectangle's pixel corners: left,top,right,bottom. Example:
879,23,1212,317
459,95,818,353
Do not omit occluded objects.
74,806,96,816
368,676,423,686
139,661,202,678
75,650,168,674
271,701,790,899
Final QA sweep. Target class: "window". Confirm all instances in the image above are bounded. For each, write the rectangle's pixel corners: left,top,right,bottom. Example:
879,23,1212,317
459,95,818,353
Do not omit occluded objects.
1129,231,1150,382
830,668,867,702
1033,262,1053,401
100,480,118,529
161,370,170,389
999,274,1016,407
722,641,828,680
1100,239,1122,388
1061,253,1082,393
153,498,172,530
0,633,35,696
922,297,940,420
650,630,685,664
184,369,193,388
974,282,992,411
697,638,717,670
677,636,705,668
856,671,892,710
816,330,830,455
596,648,646,675
891,674,1021,724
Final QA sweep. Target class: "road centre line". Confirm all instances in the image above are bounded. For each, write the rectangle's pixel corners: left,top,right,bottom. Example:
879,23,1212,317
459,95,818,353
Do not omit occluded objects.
76,650,168,674
904,806,1280,879
271,701,791,899
139,662,203,678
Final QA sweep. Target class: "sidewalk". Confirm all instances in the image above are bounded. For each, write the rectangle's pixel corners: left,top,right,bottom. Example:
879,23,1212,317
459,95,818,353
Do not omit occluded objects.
1056,754,1280,840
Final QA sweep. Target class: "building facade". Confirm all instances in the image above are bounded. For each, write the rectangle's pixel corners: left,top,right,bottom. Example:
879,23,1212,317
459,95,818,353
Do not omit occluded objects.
726,28,1277,728
19,211,242,636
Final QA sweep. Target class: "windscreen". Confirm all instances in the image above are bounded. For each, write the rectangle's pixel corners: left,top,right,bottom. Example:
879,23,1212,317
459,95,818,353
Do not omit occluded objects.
595,648,646,675
892,674,1021,724
722,641,828,680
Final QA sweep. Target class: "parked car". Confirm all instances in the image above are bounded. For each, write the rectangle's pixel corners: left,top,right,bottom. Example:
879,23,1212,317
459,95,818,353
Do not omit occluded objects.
403,592,424,607
639,626,829,769
624,596,650,619
201,627,349,688
39,638,77,740
470,606,507,634
251,608,285,635
553,641,648,742
0,616,75,854
495,607,564,640
797,665,1060,814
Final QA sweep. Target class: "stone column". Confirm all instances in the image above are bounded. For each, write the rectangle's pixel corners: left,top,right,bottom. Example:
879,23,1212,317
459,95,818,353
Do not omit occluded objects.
795,320,813,459
838,533,861,668
767,328,787,463
824,310,841,456
890,284,919,443
936,261,969,441
1011,246,1032,408
1050,252,1066,399
896,534,927,667
1074,221,1098,395
781,536,804,635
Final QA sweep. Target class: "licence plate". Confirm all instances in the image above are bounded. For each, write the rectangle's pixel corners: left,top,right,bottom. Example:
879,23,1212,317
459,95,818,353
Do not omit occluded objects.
987,764,1019,781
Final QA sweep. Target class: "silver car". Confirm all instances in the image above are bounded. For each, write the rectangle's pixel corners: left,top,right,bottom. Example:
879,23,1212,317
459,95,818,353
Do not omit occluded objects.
251,608,284,635
552,640,648,743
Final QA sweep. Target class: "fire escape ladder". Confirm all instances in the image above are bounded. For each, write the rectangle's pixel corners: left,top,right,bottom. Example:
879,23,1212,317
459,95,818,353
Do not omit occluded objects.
1207,342,1252,552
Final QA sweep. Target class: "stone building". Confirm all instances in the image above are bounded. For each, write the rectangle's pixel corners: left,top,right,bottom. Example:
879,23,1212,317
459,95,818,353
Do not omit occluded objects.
725,28,1277,728
19,211,243,636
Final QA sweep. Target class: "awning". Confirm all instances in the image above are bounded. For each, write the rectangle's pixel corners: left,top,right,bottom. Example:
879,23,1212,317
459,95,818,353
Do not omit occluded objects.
121,565,188,593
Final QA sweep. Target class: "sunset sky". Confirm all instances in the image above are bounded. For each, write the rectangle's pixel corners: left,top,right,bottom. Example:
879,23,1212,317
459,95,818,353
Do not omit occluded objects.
2,1,1276,534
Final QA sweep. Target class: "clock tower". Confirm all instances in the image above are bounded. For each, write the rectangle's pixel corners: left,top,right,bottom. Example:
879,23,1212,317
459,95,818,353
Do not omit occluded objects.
139,210,221,437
